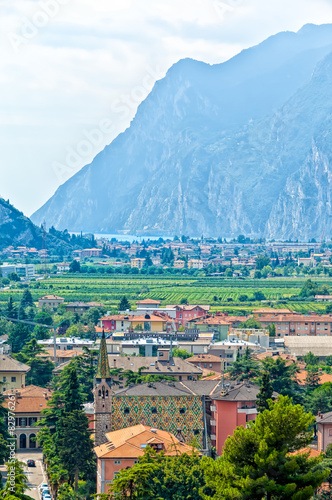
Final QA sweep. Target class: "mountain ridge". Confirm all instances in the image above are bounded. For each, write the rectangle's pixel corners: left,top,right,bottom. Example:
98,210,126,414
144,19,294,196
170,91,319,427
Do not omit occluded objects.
31,23,332,239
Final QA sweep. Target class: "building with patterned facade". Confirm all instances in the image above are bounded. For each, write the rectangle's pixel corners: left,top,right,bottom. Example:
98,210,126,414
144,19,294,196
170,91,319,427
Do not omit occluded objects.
93,331,261,455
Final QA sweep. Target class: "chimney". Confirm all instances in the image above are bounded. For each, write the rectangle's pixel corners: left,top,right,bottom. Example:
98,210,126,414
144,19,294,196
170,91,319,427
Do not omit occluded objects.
43,392,48,400
158,349,169,361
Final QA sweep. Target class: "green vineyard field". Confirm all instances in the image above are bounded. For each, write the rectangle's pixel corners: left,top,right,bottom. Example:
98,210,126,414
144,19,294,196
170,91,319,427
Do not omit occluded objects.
1,274,332,314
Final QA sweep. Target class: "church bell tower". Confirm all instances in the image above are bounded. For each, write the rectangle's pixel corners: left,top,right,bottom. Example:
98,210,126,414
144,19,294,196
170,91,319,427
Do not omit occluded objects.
94,329,112,446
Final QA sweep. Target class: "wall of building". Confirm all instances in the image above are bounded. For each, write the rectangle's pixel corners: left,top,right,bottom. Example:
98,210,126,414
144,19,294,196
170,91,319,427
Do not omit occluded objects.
1,372,26,391
318,422,332,452
111,395,204,447
213,400,257,455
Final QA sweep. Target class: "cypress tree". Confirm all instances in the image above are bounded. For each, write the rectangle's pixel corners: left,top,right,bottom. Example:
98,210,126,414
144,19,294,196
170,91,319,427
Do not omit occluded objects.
256,372,274,413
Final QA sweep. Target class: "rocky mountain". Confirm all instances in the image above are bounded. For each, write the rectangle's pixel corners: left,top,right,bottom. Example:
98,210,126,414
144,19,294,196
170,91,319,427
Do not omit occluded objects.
0,198,90,252
32,23,332,239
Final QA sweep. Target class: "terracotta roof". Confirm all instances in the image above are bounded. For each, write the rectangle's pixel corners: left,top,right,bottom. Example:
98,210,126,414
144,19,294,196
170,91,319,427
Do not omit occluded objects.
3,385,53,413
0,355,31,373
260,314,332,323
253,352,298,364
296,370,332,386
193,318,232,326
187,354,222,364
289,447,321,458
254,308,291,314
39,295,64,300
136,299,161,304
94,424,195,458
66,302,91,307
38,349,84,359
317,412,332,424
200,373,223,381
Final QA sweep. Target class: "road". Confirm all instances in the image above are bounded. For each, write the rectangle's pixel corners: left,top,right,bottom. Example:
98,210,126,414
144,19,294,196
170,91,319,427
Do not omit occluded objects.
18,451,46,500
0,451,47,500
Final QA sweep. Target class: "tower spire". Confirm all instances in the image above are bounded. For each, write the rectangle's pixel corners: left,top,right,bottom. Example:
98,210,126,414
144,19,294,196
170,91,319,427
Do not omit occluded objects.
96,328,111,379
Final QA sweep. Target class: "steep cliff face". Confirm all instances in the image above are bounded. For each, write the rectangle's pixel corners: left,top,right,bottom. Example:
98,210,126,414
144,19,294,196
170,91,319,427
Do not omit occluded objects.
0,198,72,251
0,199,42,249
31,24,332,239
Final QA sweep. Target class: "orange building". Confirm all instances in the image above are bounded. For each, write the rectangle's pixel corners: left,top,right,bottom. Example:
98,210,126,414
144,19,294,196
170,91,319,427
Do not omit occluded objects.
94,424,194,494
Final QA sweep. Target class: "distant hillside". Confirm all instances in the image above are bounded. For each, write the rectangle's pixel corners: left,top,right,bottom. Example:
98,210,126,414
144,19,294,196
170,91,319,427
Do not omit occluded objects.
0,198,94,252
31,23,332,240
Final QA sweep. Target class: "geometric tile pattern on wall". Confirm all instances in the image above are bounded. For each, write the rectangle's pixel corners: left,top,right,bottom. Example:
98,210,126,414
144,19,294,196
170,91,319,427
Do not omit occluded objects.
112,395,204,446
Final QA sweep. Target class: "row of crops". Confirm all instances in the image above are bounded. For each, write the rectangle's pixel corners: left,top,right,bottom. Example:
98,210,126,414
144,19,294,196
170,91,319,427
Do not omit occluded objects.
1,275,332,312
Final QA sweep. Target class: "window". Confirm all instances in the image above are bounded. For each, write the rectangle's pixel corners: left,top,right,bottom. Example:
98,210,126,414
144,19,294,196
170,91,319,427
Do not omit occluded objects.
151,407,157,414
329,429,332,436
193,429,200,435
124,408,130,414
29,417,38,426
3,377,6,382
114,460,121,465
19,418,27,427
113,472,120,479
179,408,186,414
11,377,16,383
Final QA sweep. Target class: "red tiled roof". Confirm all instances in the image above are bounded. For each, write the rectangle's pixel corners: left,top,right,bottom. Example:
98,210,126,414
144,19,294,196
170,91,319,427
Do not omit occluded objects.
94,424,195,458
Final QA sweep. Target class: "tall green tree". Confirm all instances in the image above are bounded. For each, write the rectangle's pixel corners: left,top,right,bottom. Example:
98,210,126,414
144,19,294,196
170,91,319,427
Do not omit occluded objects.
202,396,329,500
38,366,95,494
13,339,54,387
20,289,34,309
118,295,130,311
104,447,210,500
261,356,300,400
8,324,31,353
303,351,320,366
255,255,270,270
305,366,321,390
228,347,260,381
304,383,332,415
256,372,274,412
69,260,81,273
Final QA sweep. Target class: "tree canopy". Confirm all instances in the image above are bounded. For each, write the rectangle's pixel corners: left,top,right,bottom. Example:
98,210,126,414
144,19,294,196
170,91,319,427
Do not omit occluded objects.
202,396,329,500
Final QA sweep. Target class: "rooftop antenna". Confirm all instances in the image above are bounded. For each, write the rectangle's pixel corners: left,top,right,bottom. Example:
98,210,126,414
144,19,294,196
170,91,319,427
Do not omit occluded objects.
220,360,228,396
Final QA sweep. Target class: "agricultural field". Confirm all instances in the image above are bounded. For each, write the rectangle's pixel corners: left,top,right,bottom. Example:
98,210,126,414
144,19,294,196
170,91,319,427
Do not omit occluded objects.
1,274,332,314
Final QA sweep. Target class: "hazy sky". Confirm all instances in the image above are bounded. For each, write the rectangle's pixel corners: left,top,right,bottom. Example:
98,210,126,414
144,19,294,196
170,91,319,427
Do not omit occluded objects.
1,0,332,217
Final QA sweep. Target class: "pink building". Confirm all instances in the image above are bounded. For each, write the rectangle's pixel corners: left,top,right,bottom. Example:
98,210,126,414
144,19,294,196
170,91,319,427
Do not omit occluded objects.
317,412,332,452
171,305,210,327
210,381,260,455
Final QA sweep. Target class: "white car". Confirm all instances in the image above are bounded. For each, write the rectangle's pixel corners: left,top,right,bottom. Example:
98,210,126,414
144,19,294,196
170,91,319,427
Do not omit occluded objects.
43,495,52,500
39,484,48,490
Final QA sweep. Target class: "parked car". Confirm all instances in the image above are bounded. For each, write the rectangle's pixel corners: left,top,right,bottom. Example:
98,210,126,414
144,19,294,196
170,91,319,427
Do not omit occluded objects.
43,495,52,500
39,483,48,491
27,459,35,467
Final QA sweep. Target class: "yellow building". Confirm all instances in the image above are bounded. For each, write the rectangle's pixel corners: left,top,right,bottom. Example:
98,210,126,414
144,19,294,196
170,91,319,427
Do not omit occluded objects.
131,258,145,269
0,355,30,392
173,260,185,269
131,314,167,332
